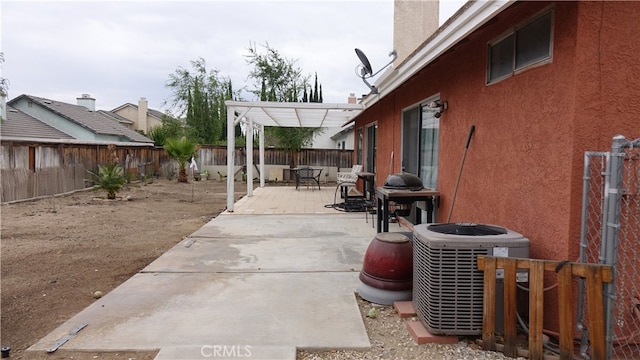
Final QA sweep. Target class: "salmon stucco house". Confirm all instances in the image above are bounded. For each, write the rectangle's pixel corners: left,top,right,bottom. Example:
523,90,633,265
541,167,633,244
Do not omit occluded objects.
352,0,638,263
349,0,639,347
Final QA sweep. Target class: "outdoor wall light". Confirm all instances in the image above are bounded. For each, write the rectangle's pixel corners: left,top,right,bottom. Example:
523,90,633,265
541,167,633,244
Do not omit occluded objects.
428,100,448,118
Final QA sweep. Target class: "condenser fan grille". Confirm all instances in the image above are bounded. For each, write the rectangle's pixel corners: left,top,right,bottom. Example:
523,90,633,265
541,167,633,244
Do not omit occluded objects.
413,239,488,335
427,223,507,236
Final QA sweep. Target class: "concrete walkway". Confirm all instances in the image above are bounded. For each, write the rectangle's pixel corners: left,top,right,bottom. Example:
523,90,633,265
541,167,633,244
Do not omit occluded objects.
30,186,408,359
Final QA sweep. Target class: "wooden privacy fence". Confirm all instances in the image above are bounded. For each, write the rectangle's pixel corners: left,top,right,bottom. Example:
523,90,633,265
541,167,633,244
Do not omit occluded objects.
1,165,87,202
478,256,613,360
1,141,354,202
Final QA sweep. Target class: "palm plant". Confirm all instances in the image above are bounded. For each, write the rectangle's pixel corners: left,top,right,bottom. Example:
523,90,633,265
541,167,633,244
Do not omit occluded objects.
87,163,126,199
164,137,196,183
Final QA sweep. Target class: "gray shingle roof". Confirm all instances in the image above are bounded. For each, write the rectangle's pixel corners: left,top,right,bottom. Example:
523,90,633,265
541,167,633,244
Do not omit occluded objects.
111,103,166,120
1,106,75,139
147,108,166,120
16,95,153,143
98,110,134,125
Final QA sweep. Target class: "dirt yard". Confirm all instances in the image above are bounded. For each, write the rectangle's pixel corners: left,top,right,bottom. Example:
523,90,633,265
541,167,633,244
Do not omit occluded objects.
1,179,241,359
1,178,507,360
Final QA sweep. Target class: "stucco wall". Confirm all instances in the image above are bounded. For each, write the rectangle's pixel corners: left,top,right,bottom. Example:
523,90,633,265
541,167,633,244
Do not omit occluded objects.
113,106,162,133
354,1,639,263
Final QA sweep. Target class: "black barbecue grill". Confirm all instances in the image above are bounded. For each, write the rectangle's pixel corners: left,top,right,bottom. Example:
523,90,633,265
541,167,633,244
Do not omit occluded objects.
382,173,424,215
383,173,424,191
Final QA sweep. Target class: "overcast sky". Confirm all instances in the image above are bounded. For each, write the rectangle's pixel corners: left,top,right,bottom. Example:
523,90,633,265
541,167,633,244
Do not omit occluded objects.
1,0,465,114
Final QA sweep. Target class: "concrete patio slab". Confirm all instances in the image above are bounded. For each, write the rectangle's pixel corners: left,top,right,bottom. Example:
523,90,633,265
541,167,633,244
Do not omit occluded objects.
189,213,376,239
143,214,375,274
155,345,297,360
143,236,369,273
30,272,369,353
29,209,394,358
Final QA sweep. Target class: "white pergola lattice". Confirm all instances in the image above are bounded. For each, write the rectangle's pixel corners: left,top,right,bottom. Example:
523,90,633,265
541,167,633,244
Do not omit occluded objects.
224,100,363,211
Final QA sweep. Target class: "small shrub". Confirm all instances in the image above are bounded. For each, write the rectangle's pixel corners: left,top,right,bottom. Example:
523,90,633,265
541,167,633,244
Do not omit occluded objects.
86,163,126,199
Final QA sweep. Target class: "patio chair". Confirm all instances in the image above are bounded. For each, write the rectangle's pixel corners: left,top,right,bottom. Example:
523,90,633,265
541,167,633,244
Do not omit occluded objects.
333,164,363,205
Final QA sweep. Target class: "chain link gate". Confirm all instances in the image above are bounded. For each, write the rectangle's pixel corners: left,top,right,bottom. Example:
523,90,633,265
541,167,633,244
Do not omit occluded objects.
579,135,640,359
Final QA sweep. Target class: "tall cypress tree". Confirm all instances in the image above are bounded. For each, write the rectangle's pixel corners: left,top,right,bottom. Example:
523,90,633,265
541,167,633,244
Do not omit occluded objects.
312,73,319,103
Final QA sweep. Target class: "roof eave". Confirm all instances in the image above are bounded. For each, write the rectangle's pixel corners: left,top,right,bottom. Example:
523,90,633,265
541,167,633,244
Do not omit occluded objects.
0,136,155,146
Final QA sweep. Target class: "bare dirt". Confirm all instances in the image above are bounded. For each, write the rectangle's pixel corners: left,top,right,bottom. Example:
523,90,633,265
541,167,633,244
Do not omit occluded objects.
1,179,238,359
1,178,512,360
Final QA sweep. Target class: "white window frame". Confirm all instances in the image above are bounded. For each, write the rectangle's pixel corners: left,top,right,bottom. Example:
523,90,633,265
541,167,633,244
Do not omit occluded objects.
486,7,554,84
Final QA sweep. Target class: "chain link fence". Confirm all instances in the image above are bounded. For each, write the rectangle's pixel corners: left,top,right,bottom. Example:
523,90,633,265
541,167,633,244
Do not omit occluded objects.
579,136,640,359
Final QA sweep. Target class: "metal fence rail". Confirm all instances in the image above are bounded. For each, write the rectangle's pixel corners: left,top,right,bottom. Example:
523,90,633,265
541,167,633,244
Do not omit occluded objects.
579,136,640,359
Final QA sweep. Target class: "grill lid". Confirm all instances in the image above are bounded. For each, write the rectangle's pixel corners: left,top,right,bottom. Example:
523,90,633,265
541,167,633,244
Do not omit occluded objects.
427,223,508,236
383,173,424,191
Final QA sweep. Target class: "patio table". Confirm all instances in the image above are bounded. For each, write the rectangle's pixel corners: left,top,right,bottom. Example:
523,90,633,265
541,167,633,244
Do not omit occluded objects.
293,167,323,190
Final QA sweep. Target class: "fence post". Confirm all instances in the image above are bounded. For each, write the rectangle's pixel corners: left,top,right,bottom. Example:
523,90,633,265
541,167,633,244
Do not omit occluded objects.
481,256,497,351
603,135,626,358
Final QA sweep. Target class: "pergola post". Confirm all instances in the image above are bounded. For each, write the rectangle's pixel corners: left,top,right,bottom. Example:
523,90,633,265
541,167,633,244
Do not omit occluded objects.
246,117,254,196
226,106,236,212
259,124,265,188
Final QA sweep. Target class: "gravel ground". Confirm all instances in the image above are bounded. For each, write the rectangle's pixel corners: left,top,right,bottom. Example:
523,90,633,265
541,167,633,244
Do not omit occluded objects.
297,296,526,360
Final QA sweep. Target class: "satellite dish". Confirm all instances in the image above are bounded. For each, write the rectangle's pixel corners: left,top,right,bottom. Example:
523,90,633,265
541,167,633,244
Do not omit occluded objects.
355,48,373,77
354,48,398,95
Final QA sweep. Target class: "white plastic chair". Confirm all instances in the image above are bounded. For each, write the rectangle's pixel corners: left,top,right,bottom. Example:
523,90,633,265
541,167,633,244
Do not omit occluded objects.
334,165,363,205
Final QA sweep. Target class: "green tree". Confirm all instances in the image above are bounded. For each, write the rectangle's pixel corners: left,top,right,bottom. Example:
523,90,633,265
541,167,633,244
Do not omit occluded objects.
312,72,319,102
244,42,321,167
148,114,185,146
0,53,7,96
245,42,307,102
0,52,8,122
165,58,236,145
164,137,197,183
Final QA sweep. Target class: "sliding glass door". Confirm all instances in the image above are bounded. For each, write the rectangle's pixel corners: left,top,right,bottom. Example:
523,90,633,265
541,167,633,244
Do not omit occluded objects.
401,98,440,190
365,124,377,173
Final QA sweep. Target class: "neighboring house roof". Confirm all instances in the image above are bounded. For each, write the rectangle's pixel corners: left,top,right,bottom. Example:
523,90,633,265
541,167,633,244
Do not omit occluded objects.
111,103,165,120
330,124,355,140
7,95,153,143
148,108,165,120
98,110,134,125
1,105,75,140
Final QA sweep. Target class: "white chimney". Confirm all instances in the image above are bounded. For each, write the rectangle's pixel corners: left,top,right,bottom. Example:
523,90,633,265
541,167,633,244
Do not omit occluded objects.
138,97,148,132
76,93,96,111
